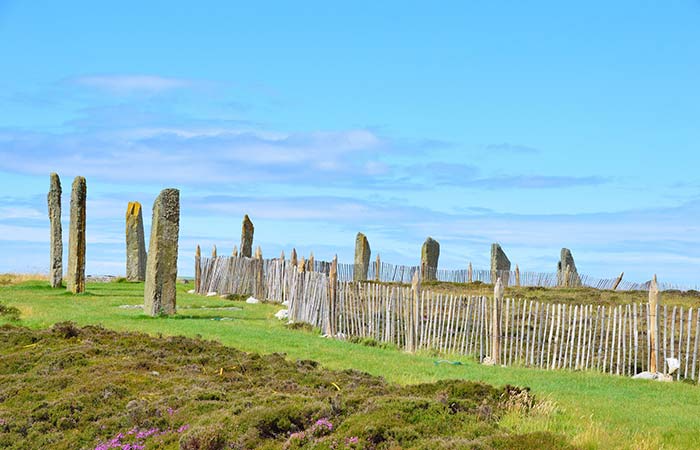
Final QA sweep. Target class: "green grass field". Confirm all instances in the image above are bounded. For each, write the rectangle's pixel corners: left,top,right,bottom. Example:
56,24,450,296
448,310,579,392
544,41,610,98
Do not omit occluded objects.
2,280,699,449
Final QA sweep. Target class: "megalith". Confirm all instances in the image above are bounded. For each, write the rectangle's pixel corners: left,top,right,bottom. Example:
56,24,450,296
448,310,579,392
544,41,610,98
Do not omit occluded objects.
125,201,147,281
557,248,581,287
353,232,371,282
421,237,440,281
490,243,511,286
66,176,87,294
240,214,254,258
144,189,180,316
48,173,63,288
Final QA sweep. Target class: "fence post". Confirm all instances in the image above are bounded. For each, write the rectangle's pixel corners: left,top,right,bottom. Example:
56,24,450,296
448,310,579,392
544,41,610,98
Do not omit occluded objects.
612,272,624,291
254,246,264,299
327,255,338,336
407,271,421,352
280,250,286,303
468,262,473,283
491,277,504,365
309,252,315,272
194,245,201,294
211,244,217,259
515,265,521,287
232,245,238,257
649,275,660,373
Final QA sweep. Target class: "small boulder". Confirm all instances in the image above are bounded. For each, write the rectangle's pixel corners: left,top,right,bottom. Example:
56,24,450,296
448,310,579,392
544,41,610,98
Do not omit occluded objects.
245,296,260,304
274,309,289,320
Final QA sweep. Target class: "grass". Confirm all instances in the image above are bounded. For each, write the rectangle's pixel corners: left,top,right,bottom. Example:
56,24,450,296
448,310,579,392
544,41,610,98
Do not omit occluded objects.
2,279,700,448
0,273,49,286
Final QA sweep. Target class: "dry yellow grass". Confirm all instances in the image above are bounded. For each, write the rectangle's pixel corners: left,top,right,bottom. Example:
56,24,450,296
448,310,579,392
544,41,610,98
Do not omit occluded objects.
0,273,49,286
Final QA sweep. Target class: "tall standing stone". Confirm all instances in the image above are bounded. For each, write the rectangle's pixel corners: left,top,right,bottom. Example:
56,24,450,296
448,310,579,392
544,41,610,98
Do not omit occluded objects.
490,243,510,286
240,215,254,258
48,173,63,288
125,201,147,281
421,237,440,281
144,189,180,316
66,176,86,294
353,232,371,282
557,248,581,287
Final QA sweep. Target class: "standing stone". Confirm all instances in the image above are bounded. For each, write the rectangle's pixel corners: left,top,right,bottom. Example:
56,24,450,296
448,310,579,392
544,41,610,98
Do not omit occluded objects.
421,237,440,281
557,248,581,287
240,215,254,258
66,176,87,294
144,189,180,316
490,243,510,286
291,248,298,268
47,173,63,288
125,201,147,281
353,232,371,282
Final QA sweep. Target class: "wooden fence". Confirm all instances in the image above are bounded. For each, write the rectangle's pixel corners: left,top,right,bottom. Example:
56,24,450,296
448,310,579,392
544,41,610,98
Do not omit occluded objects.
196,255,700,380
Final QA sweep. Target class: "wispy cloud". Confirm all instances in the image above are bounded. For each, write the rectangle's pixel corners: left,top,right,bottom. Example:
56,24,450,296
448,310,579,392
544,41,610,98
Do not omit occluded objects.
474,175,607,189
68,74,192,95
485,142,540,154
0,125,386,184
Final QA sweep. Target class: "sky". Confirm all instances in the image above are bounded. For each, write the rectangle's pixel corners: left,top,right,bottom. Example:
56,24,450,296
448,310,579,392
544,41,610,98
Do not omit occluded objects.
1,1,699,286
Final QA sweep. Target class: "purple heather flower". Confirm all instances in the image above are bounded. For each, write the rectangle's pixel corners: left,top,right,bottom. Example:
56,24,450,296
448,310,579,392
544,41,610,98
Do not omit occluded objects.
177,424,190,433
314,418,333,430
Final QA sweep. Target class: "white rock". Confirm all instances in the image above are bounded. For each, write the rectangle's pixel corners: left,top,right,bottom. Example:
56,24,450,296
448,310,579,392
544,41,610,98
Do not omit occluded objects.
246,296,260,304
274,309,289,320
282,300,290,306
206,292,217,297
187,289,196,294
336,332,347,340
632,371,674,382
482,356,496,366
632,371,656,380
666,357,680,375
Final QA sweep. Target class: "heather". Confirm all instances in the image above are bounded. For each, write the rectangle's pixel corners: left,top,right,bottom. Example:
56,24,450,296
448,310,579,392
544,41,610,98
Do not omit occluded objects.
0,322,568,449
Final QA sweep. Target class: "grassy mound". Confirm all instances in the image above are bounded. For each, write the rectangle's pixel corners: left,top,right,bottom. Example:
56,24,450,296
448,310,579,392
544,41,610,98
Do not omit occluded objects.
0,323,571,450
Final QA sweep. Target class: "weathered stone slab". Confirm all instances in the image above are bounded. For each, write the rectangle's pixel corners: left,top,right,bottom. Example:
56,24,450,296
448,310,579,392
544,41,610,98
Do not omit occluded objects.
144,189,180,316
353,232,371,282
557,248,581,287
421,237,440,281
125,201,147,281
240,215,254,258
48,173,62,288
490,243,510,286
66,176,87,294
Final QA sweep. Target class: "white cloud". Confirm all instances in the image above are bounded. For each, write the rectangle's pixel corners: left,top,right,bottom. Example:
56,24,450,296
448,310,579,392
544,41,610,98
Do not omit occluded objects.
71,75,191,94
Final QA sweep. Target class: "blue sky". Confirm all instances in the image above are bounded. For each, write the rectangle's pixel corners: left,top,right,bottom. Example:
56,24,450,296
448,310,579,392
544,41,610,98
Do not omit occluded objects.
1,1,699,285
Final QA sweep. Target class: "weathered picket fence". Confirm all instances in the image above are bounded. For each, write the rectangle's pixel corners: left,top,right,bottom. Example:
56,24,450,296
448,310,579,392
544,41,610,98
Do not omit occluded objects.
330,261,687,291
196,255,700,380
